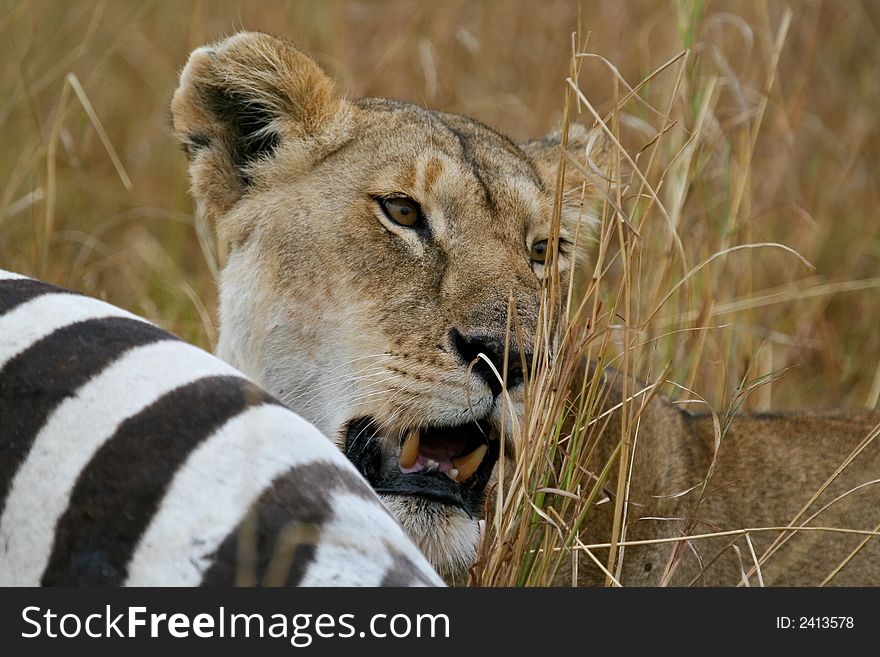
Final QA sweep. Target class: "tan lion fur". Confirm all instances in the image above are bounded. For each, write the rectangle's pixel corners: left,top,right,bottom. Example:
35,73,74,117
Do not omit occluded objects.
566,366,880,586
172,32,880,585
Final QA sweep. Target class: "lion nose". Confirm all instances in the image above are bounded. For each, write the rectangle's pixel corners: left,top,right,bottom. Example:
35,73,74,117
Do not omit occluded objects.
449,328,532,396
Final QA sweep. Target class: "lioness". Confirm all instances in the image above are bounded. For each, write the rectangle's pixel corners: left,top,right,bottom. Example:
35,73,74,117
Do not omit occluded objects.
171,32,880,585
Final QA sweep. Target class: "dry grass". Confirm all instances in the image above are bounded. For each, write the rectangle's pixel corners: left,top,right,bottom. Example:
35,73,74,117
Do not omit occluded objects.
2,1,879,585
470,1,880,586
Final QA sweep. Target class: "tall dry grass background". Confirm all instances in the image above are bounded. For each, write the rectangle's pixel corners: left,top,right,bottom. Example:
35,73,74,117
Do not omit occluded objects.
2,1,879,585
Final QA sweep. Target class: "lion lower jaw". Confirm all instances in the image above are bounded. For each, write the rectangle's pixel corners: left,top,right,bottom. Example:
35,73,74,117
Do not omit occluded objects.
381,494,480,584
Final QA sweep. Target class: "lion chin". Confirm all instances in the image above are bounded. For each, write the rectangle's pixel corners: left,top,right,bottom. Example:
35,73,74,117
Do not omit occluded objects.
381,495,481,584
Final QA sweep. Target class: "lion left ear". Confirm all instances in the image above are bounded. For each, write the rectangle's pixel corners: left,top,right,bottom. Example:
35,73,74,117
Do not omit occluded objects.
520,123,613,234
171,32,353,245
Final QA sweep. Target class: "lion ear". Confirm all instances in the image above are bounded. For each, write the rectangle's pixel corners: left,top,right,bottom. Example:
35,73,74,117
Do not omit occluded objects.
171,32,351,242
520,123,613,237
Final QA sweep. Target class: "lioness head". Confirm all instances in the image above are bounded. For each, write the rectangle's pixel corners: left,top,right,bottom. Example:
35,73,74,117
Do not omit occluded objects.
172,32,609,580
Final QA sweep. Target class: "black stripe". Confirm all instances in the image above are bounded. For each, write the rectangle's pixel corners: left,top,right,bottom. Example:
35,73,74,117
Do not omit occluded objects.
0,317,175,518
200,462,377,586
0,278,80,315
380,545,437,587
41,375,279,586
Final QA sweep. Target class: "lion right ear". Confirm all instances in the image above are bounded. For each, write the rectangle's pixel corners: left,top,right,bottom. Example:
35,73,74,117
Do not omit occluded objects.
171,32,351,243
520,123,614,240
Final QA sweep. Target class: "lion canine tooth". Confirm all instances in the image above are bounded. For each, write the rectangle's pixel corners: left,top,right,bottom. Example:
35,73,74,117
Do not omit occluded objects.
451,444,487,483
399,429,420,469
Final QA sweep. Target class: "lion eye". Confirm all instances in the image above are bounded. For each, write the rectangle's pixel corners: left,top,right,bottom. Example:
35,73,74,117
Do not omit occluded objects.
530,239,548,263
378,197,422,227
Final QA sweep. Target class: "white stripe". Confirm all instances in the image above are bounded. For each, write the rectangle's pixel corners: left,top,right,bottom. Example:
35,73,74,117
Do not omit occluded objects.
126,404,338,585
301,492,443,586
0,269,28,281
0,292,144,370
0,340,243,586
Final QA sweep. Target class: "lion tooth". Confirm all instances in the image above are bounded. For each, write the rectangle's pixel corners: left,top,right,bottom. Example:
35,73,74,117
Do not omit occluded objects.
399,429,420,469
451,444,487,483
447,468,460,481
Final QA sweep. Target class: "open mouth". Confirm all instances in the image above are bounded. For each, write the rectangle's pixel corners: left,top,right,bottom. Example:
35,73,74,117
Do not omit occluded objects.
344,417,501,515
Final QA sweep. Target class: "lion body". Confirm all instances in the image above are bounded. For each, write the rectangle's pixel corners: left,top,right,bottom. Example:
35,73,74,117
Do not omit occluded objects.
570,368,880,586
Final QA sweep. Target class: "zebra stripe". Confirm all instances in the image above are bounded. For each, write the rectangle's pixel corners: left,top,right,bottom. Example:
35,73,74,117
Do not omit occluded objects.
200,461,398,587
0,270,442,587
300,491,436,587
0,286,142,370
0,317,173,519
128,405,386,586
42,375,280,586
0,340,245,585
0,279,149,368
0,277,79,315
